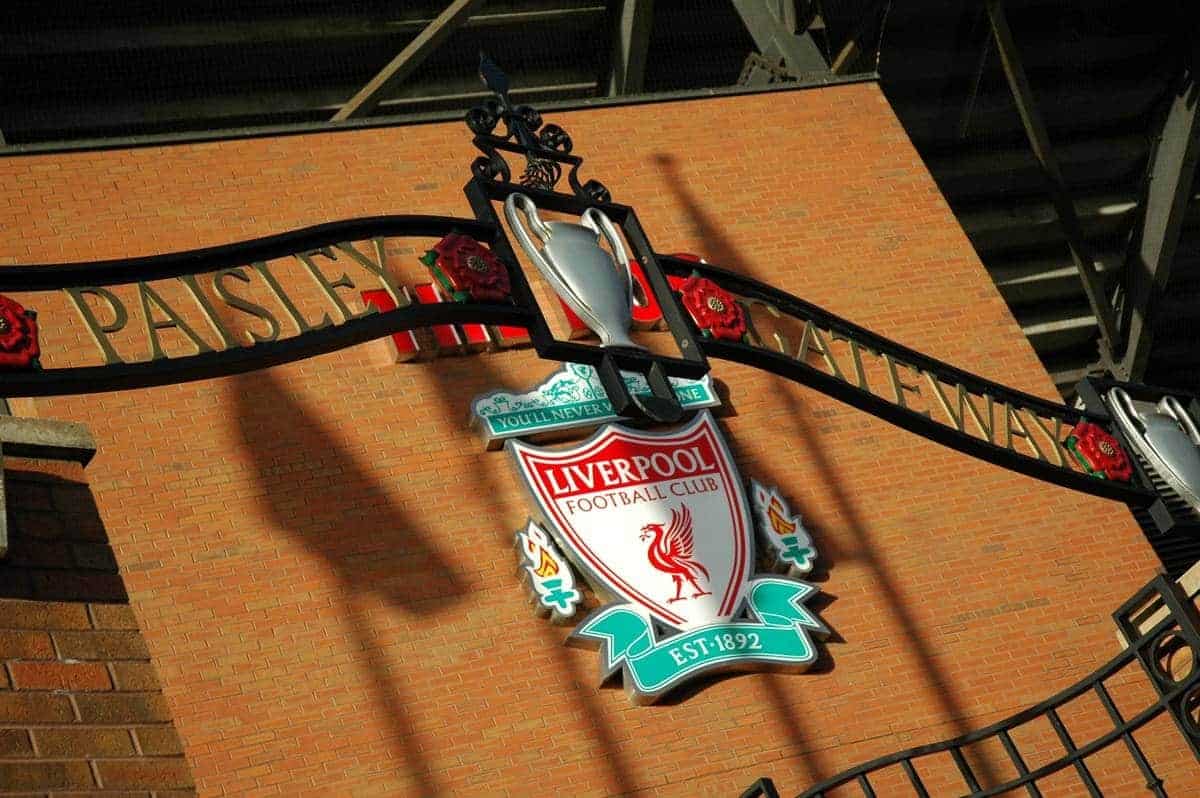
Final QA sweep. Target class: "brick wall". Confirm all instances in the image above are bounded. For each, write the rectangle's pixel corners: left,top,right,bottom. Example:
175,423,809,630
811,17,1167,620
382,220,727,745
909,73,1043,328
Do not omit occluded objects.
1,82,1197,795
1,458,194,795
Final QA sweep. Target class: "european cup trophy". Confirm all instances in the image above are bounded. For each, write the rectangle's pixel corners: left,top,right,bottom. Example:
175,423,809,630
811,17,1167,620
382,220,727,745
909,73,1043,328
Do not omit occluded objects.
504,193,644,350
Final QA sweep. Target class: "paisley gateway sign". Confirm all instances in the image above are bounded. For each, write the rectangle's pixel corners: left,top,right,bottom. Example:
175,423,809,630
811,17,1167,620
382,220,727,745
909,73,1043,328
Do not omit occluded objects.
50,236,687,367
0,230,1149,506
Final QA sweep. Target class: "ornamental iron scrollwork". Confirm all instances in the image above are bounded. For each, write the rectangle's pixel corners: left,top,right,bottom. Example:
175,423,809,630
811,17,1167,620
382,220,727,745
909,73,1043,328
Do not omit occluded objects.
466,54,610,203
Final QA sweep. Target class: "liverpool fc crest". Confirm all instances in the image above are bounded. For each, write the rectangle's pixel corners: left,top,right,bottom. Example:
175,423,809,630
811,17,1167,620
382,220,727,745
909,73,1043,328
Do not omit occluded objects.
508,411,827,704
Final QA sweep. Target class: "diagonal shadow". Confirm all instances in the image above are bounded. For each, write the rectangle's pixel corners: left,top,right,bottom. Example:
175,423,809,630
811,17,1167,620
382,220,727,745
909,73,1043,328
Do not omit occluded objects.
419,339,640,796
231,367,458,796
654,152,1004,788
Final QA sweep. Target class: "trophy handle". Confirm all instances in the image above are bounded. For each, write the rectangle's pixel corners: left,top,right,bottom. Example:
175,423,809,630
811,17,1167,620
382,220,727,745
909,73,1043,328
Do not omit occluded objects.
1107,387,1145,435
582,207,633,309
1161,395,1200,446
504,193,555,276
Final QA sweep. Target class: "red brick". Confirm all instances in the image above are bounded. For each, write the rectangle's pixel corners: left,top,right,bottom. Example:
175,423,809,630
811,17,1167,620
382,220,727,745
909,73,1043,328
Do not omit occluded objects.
0,600,90,630
8,661,112,691
74,692,171,724
0,692,75,723
89,604,141,630
110,661,160,691
0,728,33,758
0,758,96,792
0,761,95,790
94,758,193,790
52,630,149,660
133,725,184,755
0,630,55,660
34,727,135,757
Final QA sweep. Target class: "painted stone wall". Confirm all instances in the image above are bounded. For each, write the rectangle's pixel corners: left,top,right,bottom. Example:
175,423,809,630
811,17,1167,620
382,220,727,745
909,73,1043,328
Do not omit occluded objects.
2,82,1196,795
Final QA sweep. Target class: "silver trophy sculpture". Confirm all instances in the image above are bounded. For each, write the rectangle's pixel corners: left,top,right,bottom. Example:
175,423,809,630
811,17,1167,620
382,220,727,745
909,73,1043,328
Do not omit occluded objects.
1108,387,1200,511
504,193,643,350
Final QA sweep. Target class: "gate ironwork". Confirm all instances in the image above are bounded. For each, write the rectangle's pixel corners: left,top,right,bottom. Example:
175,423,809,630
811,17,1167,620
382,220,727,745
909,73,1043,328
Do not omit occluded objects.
741,573,1200,797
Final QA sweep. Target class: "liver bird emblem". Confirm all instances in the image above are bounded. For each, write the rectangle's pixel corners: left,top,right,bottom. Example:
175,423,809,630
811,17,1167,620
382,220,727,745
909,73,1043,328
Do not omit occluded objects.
640,504,712,603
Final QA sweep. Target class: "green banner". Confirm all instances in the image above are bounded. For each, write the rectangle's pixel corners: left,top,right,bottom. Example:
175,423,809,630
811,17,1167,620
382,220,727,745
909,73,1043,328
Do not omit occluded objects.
574,578,824,703
472,363,719,446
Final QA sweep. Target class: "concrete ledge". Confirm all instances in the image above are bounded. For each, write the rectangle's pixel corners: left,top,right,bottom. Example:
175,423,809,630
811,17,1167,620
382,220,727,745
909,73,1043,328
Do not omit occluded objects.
0,416,96,559
0,416,96,465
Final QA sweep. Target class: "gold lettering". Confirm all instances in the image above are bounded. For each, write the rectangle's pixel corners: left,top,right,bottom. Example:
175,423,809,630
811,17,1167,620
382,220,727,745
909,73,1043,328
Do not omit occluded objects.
296,249,374,324
831,333,871,390
796,322,846,381
178,274,236,349
211,268,281,345
136,281,214,361
924,374,967,431
1026,411,1068,467
1004,403,1047,461
739,298,787,352
63,286,128,365
251,261,331,334
335,238,410,308
881,354,929,417
962,390,996,442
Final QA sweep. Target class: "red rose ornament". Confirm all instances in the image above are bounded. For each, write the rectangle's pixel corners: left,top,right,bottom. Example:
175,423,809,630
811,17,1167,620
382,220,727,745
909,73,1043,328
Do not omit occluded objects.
1065,421,1133,482
678,275,746,342
422,233,511,303
0,294,40,370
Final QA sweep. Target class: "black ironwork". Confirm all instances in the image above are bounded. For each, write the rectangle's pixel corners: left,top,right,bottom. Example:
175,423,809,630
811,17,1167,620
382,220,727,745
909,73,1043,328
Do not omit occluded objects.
466,53,610,203
740,777,781,798
0,216,494,291
463,178,706,424
1078,377,1200,577
654,255,1158,507
0,214,1174,506
463,55,694,422
737,573,1200,797
0,215,534,396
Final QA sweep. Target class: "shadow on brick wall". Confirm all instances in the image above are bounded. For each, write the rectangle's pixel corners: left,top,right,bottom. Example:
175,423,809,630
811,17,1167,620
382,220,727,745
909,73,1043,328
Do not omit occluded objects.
1,468,127,603
422,347,642,796
230,352,642,795
653,152,1004,789
231,369,463,797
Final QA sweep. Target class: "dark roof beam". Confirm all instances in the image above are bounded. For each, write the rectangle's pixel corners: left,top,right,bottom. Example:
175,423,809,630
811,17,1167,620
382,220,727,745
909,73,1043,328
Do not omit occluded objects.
985,0,1121,363
4,81,596,137
332,0,486,121
1113,42,1200,382
730,0,828,81
608,0,654,96
1,7,608,55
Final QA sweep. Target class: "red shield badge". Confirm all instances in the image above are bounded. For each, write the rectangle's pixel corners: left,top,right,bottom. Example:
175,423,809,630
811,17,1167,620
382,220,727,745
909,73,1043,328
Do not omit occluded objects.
508,411,753,630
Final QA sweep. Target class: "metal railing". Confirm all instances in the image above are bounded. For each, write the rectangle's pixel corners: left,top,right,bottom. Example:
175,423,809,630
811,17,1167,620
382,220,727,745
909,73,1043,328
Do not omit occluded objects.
743,574,1200,796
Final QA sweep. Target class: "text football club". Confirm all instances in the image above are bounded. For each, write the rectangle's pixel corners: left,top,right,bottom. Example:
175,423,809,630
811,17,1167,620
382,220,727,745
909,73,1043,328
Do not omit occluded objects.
504,411,828,705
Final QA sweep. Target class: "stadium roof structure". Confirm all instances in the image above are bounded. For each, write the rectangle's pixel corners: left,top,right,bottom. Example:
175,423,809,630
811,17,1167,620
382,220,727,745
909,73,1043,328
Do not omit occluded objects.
3,0,1198,398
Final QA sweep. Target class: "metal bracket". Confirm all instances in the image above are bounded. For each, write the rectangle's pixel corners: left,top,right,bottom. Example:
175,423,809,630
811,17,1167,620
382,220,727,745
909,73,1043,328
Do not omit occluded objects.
731,0,828,83
597,353,684,424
